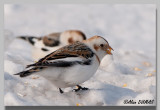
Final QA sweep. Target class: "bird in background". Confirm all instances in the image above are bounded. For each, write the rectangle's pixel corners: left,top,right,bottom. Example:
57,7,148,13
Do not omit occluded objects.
15,36,113,94
18,30,86,61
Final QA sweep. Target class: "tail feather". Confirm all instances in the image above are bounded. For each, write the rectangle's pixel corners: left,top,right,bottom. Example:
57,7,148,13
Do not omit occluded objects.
14,70,33,77
17,36,40,46
14,67,44,77
26,63,38,68
18,36,28,40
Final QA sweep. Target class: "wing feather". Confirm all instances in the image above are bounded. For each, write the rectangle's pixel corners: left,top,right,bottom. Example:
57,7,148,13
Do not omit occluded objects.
27,42,94,68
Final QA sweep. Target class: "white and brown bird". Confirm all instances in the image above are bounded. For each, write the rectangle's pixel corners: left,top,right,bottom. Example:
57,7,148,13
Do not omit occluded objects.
15,36,113,93
18,30,86,61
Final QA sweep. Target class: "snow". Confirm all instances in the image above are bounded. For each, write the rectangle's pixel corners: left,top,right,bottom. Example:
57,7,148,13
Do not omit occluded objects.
4,4,156,106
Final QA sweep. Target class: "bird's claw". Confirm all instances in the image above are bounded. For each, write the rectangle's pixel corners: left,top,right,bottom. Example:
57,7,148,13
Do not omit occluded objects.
73,85,89,92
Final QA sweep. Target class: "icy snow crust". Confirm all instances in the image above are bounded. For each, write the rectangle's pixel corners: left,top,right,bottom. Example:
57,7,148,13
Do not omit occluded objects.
4,4,156,106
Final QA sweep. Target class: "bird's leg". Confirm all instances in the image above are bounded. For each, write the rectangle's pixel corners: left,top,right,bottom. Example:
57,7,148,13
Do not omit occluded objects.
73,85,89,92
59,88,64,94
73,85,81,92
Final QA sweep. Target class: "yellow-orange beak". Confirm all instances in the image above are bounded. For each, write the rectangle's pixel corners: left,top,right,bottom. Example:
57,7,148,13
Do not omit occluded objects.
106,46,113,55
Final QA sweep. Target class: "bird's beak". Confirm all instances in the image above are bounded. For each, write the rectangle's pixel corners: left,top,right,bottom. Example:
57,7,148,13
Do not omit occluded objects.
106,46,113,55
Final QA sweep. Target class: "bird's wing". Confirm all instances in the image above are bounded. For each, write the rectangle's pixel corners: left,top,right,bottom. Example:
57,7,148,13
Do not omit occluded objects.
14,42,94,77
42,32,61,47
26,42,94,68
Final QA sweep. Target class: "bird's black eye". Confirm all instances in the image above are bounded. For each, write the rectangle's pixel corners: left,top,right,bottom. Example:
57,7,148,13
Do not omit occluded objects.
100,44,104,47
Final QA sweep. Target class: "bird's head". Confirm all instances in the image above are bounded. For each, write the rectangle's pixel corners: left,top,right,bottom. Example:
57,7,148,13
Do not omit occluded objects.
60,30,86,45
84,36,113,61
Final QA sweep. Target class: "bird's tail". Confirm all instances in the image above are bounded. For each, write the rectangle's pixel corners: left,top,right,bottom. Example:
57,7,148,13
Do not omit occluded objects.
17,36,40,46
14,67,44,77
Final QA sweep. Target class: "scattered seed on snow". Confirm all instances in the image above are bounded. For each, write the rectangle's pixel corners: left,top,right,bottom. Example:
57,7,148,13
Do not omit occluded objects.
133,67,141,71
76,103,81,106
32,85,37,88
17,93,26,97
24,82,28,85
32,76,39,79
143,62,151,67
122,83,127,87
146,73,153,77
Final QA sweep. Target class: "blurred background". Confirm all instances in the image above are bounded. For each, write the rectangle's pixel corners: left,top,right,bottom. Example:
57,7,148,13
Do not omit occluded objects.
4,4,156,55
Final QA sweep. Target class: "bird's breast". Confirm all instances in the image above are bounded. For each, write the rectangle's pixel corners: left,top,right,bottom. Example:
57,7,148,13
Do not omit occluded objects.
37,56,99,88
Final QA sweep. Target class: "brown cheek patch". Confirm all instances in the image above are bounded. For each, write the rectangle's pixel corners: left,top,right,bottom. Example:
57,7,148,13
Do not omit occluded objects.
68,38,74,44
94,44,99,51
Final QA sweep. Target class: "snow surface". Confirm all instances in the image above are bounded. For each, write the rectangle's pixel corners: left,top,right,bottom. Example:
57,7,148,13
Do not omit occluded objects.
4,4,156,106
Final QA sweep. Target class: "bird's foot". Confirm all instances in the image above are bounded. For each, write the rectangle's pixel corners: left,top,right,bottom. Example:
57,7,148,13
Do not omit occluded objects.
73,87,81,92
81,87,89,90
59,88,64,94
73,85,89,92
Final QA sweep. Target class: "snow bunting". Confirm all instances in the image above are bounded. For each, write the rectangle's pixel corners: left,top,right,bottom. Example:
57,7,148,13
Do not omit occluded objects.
15,36,113,93
18,30,86,61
